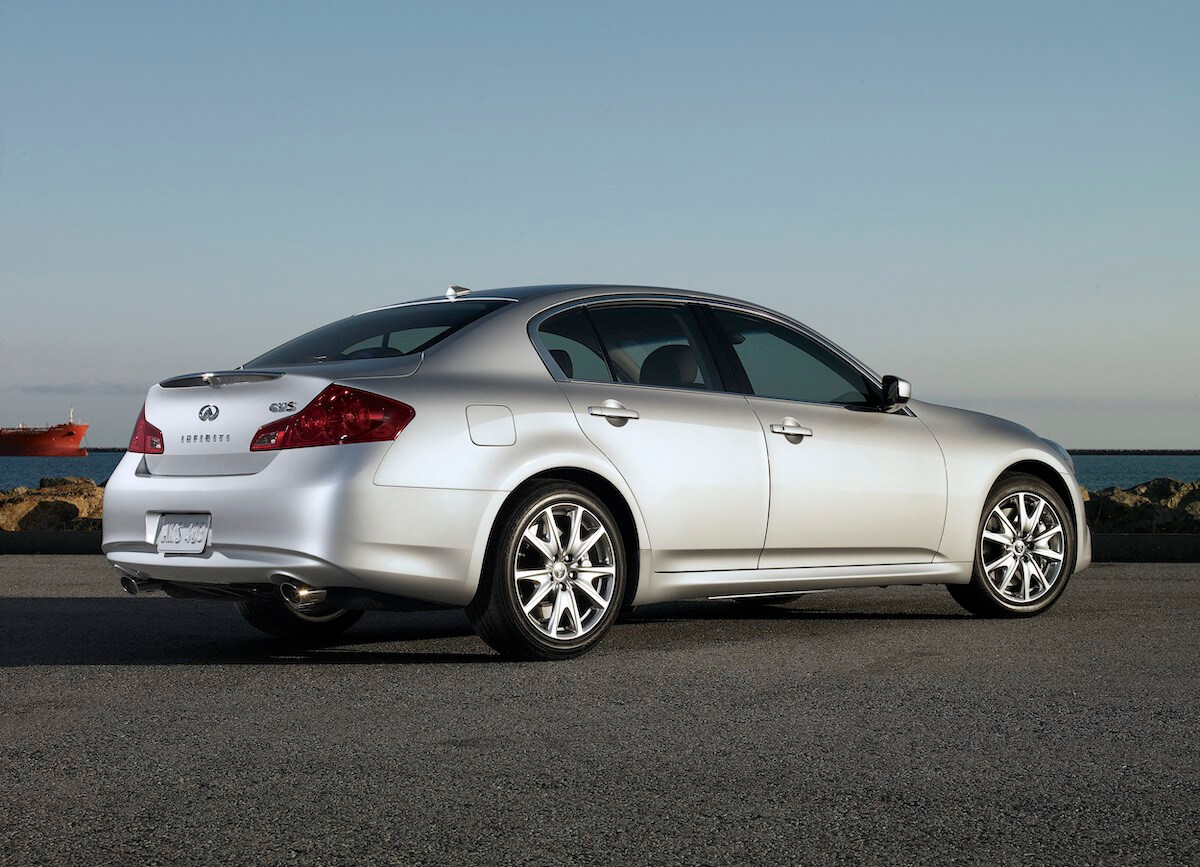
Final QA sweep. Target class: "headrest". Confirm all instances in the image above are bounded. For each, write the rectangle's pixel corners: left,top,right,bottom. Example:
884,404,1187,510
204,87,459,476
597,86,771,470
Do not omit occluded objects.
640,344,698,388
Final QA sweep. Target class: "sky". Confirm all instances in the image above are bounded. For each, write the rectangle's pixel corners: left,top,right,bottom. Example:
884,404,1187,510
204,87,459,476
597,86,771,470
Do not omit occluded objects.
1,0,1197,447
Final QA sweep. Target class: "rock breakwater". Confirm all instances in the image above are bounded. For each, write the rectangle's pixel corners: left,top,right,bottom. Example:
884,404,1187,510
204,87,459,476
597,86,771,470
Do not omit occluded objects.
1084,477,1200,534
0,477,104,532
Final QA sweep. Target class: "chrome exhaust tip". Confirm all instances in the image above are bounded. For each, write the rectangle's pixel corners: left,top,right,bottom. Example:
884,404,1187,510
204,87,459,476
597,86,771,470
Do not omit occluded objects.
280,579,327,607
119,574,162,595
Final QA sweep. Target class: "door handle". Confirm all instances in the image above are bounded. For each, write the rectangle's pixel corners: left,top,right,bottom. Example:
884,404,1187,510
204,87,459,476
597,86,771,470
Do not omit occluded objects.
770,421,813,438
588,400,639,425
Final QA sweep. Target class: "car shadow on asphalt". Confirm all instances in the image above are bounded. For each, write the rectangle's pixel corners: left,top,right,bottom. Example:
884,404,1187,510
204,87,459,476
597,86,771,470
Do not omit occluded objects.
0,592,968,667
0,597,497,667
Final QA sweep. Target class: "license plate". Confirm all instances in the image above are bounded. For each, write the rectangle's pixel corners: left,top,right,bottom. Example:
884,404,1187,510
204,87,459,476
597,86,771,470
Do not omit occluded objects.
156,514,211,554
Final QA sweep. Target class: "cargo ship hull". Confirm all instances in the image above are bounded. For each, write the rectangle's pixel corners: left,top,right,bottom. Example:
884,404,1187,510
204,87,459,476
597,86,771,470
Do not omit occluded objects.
0,423,90,457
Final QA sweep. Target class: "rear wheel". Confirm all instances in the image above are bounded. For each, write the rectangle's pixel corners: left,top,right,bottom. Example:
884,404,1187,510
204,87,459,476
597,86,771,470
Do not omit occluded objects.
235,599,362,642
948,473,1075,617
467,482,626,660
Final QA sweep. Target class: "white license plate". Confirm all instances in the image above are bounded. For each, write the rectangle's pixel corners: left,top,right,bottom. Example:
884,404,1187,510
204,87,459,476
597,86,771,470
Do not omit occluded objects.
156,514,211,554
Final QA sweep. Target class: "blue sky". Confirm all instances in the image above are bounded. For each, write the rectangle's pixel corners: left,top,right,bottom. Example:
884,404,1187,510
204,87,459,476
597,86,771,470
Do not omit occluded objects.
1,0,1197,446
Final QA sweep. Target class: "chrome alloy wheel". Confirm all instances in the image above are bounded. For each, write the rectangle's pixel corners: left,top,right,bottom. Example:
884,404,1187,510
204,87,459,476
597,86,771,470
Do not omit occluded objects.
513,502,617,641
980,491,1066,604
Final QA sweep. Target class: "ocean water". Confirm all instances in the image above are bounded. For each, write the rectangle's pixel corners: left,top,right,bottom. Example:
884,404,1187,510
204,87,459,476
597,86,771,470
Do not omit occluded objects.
1070,455,1200,492
1,452,1197,494
0,453,126,492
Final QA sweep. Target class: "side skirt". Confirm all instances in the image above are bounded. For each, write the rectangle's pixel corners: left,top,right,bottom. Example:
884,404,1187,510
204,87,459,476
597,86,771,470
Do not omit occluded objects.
635,561,973,605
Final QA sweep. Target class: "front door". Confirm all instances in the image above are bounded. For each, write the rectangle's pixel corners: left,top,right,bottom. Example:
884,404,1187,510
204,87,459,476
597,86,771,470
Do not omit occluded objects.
705,307,947,568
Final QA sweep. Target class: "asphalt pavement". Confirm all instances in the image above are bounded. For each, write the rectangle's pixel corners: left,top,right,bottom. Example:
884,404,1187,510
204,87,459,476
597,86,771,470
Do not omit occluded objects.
1,556,1197,866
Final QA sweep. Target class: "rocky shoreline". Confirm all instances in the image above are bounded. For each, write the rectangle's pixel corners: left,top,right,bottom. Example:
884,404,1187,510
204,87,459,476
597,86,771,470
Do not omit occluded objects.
1085,478,1200,535
0,477,104,533
1,475,1199,536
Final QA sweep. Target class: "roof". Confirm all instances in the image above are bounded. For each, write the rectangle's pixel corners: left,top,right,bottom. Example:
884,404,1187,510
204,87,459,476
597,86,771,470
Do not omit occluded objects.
361,283,748,314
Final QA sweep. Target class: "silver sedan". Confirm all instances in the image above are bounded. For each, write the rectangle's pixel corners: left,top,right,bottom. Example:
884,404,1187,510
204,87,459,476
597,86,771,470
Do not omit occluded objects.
103,284,1091,659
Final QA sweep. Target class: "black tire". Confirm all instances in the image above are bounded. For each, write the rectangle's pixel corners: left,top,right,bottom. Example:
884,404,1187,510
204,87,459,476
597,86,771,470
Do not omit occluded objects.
235,599,363,642
467,481,627,660
947,472,1076,617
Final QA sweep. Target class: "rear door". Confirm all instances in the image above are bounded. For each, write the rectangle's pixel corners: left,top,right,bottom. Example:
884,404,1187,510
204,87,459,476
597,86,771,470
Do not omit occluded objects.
703,306,947,568
538,302,769,573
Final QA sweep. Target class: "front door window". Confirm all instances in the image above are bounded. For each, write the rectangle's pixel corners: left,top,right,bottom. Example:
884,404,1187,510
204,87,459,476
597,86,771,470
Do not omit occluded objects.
709,308,876,406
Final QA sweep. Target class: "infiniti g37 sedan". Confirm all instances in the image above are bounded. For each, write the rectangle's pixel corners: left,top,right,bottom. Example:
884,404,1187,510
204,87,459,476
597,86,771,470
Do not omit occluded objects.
103,284,1091,659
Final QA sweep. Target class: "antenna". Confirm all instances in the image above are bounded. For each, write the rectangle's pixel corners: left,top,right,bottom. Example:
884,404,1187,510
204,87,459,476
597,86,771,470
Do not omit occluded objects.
445,284,471,300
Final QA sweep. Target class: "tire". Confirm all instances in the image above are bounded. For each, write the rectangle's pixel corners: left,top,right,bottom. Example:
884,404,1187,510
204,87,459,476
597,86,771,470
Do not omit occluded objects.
467,481,627,660
947,472,1076,617
235,599,363,642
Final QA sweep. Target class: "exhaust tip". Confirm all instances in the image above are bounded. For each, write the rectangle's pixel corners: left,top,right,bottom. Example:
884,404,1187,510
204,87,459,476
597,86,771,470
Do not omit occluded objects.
119,574,162,595
280,579,327,607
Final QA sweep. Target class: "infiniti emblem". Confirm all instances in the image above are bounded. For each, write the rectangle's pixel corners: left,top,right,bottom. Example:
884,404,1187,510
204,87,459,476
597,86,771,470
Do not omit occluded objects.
198,405,220,422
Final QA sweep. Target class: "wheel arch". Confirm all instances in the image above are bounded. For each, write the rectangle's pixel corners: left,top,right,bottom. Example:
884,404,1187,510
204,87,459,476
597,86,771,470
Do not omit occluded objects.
477,467,645,610
996,460,1078,534
993,459,1089,573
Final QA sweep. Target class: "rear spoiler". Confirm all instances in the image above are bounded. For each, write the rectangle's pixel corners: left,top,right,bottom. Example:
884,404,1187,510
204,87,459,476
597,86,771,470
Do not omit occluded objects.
159,371,285,389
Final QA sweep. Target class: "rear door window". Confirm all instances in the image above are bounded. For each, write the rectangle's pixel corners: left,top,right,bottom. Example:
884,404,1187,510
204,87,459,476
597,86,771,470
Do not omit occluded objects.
586,304,719,390
247,300,507,366
537,309,613,382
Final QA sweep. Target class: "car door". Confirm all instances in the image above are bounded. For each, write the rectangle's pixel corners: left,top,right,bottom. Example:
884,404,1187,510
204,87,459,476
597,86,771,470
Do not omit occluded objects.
703,306,947,569
537,302,770,573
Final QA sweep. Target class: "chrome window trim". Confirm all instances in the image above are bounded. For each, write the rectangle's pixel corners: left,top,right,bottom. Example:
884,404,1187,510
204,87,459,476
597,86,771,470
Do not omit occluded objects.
527,293,916,415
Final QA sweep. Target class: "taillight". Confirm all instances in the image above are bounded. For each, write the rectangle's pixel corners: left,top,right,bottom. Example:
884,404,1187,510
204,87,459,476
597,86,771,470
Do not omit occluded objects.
128,405,165,454
250,385,414,451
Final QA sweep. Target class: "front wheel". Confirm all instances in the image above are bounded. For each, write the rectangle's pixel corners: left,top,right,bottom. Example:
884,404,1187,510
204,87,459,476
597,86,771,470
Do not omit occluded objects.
948,473,1076,617
235,599,363,643
467,482,627,660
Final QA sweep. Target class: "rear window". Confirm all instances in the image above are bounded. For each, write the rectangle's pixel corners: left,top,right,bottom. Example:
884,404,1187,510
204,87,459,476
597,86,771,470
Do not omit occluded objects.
246,300,508,366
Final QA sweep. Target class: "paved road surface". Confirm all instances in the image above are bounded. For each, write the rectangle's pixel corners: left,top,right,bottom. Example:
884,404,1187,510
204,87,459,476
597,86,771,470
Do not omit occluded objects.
1,557,1196,865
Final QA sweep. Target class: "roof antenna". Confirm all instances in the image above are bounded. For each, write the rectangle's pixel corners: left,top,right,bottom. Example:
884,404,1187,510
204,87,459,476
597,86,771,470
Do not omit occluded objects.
445,284,471,300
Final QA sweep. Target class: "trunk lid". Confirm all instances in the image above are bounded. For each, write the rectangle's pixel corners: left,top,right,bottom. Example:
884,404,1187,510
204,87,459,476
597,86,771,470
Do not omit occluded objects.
141,358,420,475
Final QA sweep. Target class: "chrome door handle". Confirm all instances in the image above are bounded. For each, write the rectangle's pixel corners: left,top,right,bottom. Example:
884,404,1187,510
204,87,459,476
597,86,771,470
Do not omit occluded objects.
588,400,639,425
770,422,813,438
589,404,639,420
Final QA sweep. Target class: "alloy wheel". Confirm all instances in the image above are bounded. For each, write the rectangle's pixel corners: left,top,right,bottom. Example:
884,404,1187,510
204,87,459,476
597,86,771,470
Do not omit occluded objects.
980,491,1066,604
513,502,617,641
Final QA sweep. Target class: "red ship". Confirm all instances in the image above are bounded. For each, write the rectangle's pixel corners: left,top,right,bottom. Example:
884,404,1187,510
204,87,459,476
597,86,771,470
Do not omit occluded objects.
0,410,89,457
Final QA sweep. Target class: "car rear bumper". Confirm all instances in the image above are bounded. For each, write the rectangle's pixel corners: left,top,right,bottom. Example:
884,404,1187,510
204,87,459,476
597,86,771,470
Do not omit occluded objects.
102,447,507,606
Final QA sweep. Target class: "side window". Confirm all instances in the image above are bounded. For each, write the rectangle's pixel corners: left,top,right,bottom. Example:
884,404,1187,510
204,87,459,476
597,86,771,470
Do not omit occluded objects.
537,309,613,382
710,309,877,406
587,304,718,390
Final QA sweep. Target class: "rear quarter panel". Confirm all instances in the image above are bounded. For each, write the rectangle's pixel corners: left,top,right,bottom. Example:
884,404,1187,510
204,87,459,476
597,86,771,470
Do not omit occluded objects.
347,310,654,603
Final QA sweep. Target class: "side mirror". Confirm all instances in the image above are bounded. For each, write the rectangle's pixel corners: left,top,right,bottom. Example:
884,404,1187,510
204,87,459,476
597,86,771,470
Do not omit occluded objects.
880,375,912,412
